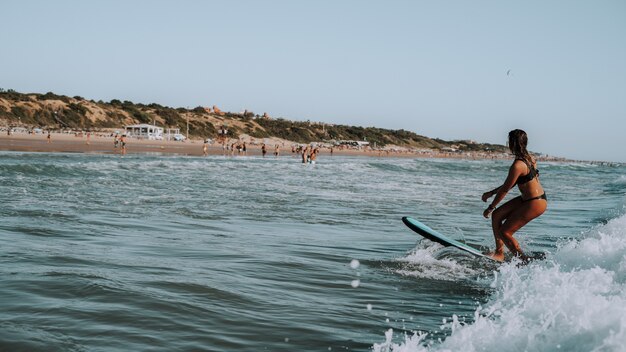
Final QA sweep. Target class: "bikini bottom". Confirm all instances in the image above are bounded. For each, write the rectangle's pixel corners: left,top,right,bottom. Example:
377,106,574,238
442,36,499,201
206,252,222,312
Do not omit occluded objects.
521,193,547,202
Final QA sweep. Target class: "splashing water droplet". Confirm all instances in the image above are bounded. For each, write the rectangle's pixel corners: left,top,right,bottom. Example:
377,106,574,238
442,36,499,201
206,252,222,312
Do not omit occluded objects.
350,259,360,269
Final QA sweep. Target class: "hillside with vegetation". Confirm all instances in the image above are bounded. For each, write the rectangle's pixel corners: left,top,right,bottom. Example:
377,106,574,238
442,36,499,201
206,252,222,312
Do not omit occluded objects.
0,88,507,152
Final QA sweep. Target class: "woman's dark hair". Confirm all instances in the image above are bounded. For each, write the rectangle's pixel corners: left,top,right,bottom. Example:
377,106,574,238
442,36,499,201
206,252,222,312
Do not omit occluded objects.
508,129,532,163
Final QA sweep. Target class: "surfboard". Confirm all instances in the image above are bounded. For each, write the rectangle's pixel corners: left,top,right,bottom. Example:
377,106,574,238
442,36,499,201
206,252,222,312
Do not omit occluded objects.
402,216,496,261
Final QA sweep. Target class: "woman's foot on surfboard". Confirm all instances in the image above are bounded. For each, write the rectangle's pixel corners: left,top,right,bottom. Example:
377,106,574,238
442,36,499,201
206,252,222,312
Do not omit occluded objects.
485,251,505,262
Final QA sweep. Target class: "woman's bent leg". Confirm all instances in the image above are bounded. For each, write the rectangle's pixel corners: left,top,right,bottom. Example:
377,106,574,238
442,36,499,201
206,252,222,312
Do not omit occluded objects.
499,199,547,259
489,197,523,261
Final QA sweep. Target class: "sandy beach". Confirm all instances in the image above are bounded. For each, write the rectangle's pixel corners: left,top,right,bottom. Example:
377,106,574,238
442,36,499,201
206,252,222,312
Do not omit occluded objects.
0,132,222,156
0,131,520,160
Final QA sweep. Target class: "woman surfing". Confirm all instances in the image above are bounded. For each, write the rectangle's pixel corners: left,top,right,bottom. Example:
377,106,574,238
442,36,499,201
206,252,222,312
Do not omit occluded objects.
482,129,547,262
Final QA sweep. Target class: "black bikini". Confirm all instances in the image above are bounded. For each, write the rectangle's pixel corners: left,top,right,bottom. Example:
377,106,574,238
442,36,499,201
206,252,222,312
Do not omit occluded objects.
522,193,547,202
515,158,538,185
515,158,547,202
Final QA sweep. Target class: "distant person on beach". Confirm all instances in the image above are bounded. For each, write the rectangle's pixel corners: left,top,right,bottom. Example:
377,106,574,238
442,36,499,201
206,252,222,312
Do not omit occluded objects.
113,134,119,151
482,129,547,262
203,139,208,156
120,135,127,155
274,145,280,157
310,148,319,164
301,146,308,163
242,142,247,155
47,131,51,143
261,143,267,157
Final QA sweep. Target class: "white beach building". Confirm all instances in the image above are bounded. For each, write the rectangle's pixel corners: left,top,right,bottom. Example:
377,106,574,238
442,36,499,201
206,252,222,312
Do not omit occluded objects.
124,124,163,140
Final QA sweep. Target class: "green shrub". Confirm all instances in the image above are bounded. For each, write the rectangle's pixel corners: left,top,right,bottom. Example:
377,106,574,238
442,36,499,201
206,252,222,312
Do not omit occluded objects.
0,106,10,119
120,104,152,124
106,111,128,124
10,106,38,124
39,92,71,103
249,128,270,138
188,120,216,137
0,90,28,102
60,108,92,129
147,103,160,109
133,110,152,124
156,108,182,127
68,103,89,115
10,106,28,118
31,109,56,126
192,106,206,114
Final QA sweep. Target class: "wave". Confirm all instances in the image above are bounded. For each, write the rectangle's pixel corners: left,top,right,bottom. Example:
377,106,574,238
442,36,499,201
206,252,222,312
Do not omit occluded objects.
611,175,626,186
374,214,626,352
391,242,488,281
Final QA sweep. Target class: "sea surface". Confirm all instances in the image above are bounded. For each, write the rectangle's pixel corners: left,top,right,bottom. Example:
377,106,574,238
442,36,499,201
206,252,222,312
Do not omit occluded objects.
1,152,625,352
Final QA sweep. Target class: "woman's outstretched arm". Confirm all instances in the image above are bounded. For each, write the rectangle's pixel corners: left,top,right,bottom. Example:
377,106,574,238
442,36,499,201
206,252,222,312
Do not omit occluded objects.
483,161,525,218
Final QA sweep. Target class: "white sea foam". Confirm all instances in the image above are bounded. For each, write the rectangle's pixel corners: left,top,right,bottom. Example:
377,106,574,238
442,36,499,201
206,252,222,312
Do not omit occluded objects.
376,214,626,352
395,243,479,281
612,175,626,185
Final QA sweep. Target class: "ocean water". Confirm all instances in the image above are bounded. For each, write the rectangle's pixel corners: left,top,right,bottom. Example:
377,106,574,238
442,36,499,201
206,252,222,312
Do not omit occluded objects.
0,152,624,352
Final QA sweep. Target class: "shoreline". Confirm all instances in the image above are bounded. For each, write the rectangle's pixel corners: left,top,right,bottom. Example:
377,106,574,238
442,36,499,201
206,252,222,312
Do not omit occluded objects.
0,132,619,165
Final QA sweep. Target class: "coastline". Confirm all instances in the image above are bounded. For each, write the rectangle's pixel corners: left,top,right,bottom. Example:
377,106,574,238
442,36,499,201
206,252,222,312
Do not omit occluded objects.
0,132,615,165
0,132,492,160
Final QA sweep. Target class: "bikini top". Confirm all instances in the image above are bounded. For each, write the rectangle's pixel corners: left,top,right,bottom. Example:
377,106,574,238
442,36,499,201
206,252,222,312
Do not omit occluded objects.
515,158,539,185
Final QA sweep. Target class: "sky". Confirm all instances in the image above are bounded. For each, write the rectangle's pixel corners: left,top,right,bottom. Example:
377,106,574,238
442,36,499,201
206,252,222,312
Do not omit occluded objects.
1,0,625,162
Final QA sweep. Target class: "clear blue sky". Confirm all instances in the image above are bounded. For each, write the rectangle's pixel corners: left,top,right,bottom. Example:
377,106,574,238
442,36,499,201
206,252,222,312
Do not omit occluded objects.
1,0,625,162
